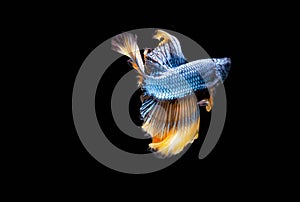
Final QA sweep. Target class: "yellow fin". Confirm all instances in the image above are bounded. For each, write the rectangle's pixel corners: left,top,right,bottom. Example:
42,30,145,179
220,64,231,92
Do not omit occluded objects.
142,94,200,157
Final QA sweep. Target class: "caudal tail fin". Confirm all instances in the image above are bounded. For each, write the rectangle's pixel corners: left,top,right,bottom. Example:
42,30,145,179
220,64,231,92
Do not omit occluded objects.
111,32,145,79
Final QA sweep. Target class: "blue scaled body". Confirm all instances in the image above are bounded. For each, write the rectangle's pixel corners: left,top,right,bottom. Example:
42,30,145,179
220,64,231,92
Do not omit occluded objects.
143,58,231,100
111,29,231,157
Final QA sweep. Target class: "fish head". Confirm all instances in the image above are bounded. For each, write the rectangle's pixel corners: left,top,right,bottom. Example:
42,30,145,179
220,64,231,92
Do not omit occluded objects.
213,57,231,81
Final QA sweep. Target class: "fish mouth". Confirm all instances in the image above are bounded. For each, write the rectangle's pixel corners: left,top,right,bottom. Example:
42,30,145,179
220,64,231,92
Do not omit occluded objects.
224,57,231,63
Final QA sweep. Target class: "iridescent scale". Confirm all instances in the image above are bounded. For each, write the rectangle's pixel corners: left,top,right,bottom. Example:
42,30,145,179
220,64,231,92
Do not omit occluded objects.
143,59,221,100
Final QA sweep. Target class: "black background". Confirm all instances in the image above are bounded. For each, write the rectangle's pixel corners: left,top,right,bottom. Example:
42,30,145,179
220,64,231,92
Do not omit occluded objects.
63,18,251,175
64,20,254,179
21,3,285,196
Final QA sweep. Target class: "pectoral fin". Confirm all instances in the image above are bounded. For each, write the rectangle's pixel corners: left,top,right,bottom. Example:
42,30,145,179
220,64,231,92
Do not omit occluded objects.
197,88,215,112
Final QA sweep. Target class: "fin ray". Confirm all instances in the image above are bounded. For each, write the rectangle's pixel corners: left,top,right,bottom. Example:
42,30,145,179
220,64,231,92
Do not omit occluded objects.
141,94,200,157
111,32,145,85
143,30,188,77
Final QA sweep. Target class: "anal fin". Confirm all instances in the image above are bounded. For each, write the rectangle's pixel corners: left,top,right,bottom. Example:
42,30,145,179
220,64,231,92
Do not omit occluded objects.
141,94,200,157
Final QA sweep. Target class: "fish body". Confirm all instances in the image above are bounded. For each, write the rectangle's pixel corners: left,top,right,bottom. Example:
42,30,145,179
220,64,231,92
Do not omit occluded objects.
143,58,230,100
111,30,231,157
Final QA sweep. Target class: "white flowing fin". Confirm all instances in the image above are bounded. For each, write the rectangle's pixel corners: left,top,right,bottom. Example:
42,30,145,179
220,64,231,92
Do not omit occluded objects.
111,32,145,85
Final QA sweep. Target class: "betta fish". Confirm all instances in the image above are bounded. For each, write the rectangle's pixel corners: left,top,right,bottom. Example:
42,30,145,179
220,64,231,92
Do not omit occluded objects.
111,30,231,157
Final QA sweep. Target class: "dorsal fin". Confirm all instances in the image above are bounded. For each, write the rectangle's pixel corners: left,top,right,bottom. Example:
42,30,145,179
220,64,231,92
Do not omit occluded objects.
143,30,188,76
